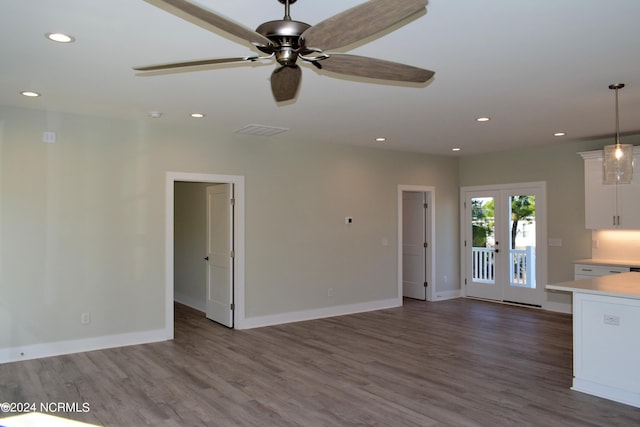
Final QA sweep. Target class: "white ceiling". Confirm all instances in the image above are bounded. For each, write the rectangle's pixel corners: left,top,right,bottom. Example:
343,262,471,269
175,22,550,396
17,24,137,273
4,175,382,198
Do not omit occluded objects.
2,0,640,155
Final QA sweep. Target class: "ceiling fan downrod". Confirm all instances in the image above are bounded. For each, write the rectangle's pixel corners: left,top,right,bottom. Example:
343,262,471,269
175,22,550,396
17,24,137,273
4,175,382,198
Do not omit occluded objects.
278,0,296,21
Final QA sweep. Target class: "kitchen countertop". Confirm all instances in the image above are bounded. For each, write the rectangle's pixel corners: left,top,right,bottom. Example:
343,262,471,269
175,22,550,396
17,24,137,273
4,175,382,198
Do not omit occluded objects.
574,258,640,268
547,271,640,300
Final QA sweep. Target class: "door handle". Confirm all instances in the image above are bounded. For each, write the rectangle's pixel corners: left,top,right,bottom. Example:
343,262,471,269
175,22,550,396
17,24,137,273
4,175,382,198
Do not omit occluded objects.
204,256,209,261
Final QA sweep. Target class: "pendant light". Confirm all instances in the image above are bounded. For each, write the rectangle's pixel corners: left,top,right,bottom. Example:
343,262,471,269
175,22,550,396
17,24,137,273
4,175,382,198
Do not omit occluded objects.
603,83,634,184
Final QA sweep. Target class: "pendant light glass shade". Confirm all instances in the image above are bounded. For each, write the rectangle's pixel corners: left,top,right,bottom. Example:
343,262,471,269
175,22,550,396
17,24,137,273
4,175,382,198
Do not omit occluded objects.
603,143,634,184
603,83,634,185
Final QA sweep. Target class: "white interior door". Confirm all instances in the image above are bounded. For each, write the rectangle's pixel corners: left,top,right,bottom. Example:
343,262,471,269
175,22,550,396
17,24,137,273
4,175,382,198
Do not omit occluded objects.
403,192,427,300
206,184,234,327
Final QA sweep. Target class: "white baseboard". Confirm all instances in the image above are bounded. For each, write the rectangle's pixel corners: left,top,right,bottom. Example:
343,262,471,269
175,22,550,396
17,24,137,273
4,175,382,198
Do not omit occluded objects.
543,299,572,314
174,293,206,312
573,378,640,409
237,298,401,330
434,289,461,301
0,329,169,364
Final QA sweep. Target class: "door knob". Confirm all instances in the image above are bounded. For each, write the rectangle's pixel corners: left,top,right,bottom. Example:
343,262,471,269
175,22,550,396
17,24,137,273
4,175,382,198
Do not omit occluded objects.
494,249,500,253
204,256,209,261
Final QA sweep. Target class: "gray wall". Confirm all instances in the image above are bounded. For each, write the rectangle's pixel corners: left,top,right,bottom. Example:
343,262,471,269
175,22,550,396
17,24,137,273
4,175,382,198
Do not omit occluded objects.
0,105,459,352
458,136,640,307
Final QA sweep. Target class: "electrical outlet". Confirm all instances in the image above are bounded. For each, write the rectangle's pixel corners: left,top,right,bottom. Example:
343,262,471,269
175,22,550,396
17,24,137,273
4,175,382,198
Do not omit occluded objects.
81,312,91,325
603,314,620,326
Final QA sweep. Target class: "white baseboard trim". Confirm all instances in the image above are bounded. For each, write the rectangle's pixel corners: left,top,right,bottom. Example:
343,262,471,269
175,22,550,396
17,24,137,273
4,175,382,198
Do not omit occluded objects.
543,300,572,314
0,328,169,364
573,378,640,409
174,293,206,312
433,289,461,301
237,298,401,330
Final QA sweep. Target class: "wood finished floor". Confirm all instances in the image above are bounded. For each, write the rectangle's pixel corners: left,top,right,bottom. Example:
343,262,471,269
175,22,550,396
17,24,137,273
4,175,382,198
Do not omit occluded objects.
2,298,639,426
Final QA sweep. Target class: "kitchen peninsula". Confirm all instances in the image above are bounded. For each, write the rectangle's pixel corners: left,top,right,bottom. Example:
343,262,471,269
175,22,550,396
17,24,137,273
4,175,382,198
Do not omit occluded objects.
547,272,640,408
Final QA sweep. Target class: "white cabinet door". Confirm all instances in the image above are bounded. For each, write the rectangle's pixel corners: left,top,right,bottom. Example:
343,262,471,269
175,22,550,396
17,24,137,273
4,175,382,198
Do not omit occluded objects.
617,176,640,228
581,148,640,229
584,157,617,229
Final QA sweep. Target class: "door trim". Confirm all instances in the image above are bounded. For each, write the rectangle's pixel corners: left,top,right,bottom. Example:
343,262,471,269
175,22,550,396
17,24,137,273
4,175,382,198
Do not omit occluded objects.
398,185,435,302
166,172,245,338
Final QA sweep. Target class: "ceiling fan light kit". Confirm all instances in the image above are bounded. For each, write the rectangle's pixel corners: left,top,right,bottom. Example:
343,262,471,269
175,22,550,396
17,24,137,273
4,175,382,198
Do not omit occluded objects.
135,0,434,102
603,83,634,185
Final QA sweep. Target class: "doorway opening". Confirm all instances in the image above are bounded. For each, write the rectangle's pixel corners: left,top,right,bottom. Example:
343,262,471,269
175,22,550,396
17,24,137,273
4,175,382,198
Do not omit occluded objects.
165,172,245,338
398,185,435,302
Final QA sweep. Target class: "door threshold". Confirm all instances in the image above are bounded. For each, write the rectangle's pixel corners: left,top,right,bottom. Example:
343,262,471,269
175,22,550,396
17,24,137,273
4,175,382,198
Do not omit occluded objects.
465,297,541,309
503,300,542,308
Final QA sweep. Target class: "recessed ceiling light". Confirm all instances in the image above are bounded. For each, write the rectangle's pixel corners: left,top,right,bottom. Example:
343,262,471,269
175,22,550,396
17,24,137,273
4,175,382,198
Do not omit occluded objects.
46,32,75,43
191,113,205,118
20,91,41,97
375,137,387,142
476,117,490,122
451,147,462,152
553,132,566,137
149,111,162,118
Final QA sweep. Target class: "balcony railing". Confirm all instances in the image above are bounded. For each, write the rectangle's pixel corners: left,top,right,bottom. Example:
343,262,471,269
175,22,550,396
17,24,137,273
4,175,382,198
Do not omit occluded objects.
472,246,535,288
472,247,495,283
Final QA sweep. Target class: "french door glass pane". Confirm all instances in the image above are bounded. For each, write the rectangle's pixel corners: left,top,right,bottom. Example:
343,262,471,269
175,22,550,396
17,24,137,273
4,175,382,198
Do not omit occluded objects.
471,197,495,284
509,195,536,289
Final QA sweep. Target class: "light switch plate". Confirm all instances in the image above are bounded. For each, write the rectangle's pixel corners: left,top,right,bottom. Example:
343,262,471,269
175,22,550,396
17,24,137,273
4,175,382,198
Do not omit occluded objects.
43,131,57,144
548,238,562,247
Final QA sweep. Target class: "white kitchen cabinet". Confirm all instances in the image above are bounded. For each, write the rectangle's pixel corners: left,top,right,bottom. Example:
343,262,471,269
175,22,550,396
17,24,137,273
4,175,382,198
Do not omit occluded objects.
580,148,640,229
547,274,640,408
574,263,629,280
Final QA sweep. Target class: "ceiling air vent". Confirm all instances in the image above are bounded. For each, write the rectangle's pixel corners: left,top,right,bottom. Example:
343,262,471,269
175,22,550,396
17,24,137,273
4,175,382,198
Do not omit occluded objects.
235,124,289,137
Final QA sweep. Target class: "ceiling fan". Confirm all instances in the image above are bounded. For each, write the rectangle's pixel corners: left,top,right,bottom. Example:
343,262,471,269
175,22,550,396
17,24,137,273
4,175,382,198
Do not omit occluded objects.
135,0,435,102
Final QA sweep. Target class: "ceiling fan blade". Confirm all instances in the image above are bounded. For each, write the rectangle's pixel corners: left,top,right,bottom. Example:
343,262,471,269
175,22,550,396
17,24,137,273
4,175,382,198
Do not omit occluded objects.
134,56,259,71
316,54,434,83
302,0,428,51
145,0,272,47
271,66,302,102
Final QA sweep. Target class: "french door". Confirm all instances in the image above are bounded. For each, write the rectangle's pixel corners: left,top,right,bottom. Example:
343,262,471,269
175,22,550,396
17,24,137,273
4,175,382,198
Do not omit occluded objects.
461,183,546,307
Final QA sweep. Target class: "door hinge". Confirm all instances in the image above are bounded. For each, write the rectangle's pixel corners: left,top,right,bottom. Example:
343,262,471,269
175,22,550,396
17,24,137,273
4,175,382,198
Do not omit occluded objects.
423,242,428,248
230,303,235,310
464,240,467,247
230,250,235,258
464,278,467,285
424,282,428,287
424,203,428,209
231,198,235,206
